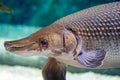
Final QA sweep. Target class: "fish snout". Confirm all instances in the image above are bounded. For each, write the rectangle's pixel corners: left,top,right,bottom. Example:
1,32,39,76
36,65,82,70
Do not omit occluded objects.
4,41,13,51
4,40,40,52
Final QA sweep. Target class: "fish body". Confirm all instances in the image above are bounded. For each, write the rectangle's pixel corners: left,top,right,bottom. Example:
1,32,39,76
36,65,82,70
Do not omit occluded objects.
54,2,120,68
4,2,120,69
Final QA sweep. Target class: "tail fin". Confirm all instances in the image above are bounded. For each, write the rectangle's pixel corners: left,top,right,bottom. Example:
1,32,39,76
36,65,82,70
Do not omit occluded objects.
76,49,106,68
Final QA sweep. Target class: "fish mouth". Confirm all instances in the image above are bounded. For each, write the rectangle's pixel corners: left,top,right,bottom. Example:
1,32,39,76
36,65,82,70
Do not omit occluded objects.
4,40,40,53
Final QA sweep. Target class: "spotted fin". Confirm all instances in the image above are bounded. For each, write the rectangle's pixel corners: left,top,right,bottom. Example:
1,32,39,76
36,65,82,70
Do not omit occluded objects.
76,49,106,68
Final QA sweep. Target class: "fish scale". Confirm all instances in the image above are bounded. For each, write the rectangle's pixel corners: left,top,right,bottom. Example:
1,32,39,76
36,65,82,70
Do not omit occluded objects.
55,2,120,68
56,2,120,36
55,2,120,43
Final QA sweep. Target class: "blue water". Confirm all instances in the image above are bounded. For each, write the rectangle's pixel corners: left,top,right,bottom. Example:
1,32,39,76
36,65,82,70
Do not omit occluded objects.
0,0,117,26
0,24,41,39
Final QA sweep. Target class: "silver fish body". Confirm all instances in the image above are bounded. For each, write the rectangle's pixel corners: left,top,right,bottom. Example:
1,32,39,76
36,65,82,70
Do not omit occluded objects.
54,2,120,68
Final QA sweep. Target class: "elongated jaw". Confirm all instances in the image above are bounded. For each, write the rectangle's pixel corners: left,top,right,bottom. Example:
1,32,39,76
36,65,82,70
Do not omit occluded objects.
4,39,41,56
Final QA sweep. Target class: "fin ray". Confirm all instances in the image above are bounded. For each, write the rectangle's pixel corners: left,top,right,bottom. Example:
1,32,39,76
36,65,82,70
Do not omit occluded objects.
76,49,106,68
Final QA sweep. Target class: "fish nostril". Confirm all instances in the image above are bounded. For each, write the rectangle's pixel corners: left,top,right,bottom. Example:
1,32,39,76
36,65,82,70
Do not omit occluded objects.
4,41,12,47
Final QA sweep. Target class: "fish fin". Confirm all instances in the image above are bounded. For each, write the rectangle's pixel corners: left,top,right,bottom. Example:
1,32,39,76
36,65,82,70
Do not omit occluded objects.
0,2,13,13
76,49,106,68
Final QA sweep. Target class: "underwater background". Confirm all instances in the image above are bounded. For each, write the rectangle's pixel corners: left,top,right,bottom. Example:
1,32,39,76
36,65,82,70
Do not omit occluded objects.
0,0,120,80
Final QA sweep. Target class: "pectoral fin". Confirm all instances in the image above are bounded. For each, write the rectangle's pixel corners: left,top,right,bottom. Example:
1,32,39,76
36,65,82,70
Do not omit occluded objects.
76,49,106,68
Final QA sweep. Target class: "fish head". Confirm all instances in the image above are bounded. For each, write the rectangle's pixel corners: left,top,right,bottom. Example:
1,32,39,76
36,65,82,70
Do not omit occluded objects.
4,24,77,57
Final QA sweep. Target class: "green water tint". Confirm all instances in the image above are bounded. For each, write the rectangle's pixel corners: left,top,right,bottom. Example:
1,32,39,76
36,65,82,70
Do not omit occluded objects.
0,2,13,13
0,0,120,77
0,0,117,26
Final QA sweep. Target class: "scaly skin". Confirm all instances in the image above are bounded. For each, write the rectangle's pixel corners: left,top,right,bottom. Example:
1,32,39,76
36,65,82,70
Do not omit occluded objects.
55,2,120,68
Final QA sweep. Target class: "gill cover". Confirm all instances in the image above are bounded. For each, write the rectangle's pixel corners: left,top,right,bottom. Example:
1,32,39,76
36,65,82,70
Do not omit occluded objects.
66,30,106,68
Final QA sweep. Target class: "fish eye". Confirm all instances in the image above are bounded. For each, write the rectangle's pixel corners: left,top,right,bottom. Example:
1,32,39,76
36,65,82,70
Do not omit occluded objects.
41,39,48,47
